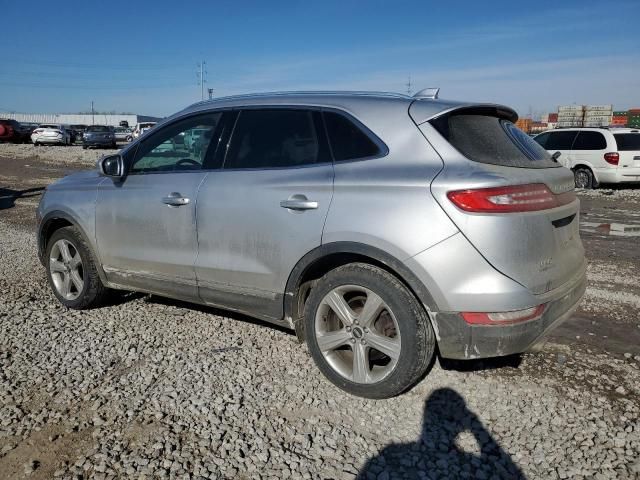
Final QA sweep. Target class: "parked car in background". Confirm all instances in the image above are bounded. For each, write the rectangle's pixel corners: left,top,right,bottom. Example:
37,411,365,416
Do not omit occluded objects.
36,91,586,398
534,127,640,188
0,119,32,143
69,125,88,143
114,127,133,143
31,124,71,146
133,122,156,139
82,125,116,149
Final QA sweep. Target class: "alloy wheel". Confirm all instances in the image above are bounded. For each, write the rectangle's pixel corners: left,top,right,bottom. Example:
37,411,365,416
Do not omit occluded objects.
574,170,589,189
314,285,401,384
49,239,84,301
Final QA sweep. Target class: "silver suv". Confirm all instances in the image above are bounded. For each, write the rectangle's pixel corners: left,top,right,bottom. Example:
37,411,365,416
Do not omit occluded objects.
36,91,586,398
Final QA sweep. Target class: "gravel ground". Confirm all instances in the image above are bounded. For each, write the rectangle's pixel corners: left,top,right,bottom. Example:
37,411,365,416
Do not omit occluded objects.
1,144,640,479
1,228,639,479
0,143,119,168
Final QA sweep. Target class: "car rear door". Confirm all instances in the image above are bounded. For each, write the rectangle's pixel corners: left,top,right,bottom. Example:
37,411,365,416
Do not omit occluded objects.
95,112,223,301
194,108,334,321
570,130,609,177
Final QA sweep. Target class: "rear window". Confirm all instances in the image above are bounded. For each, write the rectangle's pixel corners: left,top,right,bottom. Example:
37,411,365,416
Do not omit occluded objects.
323,111,382,161
87,126,110,132
614,134,640,151
431,113,558,168
572,131,607,150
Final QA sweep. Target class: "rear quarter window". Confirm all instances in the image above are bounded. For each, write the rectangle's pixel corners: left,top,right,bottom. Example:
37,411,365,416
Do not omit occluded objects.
431,113,558,168
543,131,579,150
614,134,640,151
323,111,382,161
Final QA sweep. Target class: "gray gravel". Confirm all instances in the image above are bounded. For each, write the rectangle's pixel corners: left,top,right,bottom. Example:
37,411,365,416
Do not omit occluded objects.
0,143,119,168
0,220,639,479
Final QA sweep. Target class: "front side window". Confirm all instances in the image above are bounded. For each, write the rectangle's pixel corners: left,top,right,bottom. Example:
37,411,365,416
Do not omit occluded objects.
533,133,550,148
545,131,579,150
224,109,324,169
572,131,607,150
130,113,221,174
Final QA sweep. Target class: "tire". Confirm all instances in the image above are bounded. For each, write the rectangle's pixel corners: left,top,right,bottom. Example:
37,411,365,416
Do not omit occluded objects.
573,167,597,189
304,263,435,399
45,226,110,309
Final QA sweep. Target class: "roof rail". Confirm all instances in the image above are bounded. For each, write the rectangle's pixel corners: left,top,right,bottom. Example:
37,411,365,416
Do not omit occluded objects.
187,90,412,108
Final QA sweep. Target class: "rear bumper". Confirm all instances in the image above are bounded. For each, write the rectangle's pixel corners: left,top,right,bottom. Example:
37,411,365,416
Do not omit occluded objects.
432,262,587,360
595,167,640,184
83,138,114,146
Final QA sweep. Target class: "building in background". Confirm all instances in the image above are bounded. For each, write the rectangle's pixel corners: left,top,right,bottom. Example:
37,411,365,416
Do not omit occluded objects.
0,112,162,128
515,118,533,133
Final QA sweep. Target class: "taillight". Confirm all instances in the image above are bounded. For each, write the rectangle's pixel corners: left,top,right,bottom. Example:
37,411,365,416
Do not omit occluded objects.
604,152,619,165
447,183,575,213
462,304,546,325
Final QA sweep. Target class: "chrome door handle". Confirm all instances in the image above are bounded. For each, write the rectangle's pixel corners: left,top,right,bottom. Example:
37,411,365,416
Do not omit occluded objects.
162,192,190,207
280,196,318,211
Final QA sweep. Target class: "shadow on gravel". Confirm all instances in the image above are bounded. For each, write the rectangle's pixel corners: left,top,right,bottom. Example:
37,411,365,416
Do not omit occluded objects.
359,388,525,480
0,186,46,210
439,354,523,373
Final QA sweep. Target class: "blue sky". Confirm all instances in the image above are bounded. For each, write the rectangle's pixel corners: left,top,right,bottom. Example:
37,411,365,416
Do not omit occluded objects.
1,0,638,118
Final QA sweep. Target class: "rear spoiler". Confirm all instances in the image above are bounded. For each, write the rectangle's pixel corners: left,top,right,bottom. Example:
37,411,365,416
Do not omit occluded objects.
409,100,518,125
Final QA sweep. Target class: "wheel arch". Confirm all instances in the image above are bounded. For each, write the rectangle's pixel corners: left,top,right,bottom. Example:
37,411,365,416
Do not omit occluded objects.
38,210,109,284
284,242,438,342
571,163,600,186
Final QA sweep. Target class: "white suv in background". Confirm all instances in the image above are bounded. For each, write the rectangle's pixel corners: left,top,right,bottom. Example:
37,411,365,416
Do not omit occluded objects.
534,128,640,188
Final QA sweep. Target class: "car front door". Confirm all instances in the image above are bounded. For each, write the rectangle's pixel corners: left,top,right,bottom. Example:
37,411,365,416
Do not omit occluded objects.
95,112,223,301
536,130,579,168
194,108,334,322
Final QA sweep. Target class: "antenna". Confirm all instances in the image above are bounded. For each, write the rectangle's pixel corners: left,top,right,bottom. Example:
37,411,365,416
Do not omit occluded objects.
405,76,412,96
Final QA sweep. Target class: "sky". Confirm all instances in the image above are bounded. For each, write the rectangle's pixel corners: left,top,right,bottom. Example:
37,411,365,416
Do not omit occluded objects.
1,0,639,118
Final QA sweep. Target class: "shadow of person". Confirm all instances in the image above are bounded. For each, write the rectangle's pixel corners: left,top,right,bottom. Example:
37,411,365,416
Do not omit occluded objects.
0,186,45,210
359,388,525,480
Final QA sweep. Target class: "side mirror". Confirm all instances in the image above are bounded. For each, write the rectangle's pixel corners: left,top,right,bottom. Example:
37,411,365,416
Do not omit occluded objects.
98,154,125,178
551,151,562,162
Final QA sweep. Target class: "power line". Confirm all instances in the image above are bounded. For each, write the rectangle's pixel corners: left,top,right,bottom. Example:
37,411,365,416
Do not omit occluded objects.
196,60,208,101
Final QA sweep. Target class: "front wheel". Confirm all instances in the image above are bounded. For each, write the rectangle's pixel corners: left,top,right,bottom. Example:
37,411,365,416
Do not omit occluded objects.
304,263,435,399
45,226,110,309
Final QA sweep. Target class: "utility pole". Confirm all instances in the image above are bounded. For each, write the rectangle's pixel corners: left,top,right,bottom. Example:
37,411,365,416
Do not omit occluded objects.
197,60,208,101
91,101,95,125
405,76,412,96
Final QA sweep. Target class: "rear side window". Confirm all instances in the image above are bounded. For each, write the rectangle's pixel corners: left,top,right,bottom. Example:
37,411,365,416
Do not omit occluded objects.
224,109,326,169
533,132,550,148
323,111,381,161
431,113,558,168
544,131,579,150
572,131,607,150
614,134,640,151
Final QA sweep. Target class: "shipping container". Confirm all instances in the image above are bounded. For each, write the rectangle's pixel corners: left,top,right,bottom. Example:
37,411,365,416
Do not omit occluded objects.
613,111,628,116
558,105,583,112
585,105,613,112
548,113,558,122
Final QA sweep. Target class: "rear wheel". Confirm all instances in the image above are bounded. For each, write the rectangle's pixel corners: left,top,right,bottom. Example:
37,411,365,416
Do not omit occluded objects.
304,263,435,399
46,226,110,309
574,167,596,189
